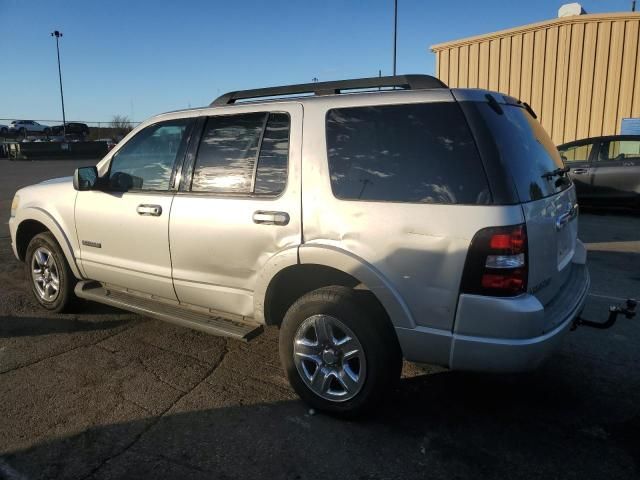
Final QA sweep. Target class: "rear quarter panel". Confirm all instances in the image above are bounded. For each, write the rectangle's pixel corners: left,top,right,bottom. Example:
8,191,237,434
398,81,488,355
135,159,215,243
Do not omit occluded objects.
300,92,524,332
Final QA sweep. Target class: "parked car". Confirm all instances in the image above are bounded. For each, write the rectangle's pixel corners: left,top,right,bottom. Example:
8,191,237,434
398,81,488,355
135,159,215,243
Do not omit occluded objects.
9,120,51,135
0,124,9,135
558,135,640,208
9,75,589,415
51,122,90,136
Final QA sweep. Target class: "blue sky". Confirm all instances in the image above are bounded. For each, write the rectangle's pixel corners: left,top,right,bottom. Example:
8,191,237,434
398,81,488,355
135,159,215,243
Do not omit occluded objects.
0,0,633,124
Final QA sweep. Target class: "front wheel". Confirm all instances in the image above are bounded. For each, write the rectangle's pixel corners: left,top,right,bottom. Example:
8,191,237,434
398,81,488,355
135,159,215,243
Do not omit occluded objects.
25,232,77,312
279,286,402,417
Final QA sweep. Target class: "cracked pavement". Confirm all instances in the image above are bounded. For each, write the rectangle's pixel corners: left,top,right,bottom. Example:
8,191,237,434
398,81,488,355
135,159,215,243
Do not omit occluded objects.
0,158,639,479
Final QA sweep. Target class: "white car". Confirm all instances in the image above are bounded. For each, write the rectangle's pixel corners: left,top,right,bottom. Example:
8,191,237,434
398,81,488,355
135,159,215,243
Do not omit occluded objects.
9,120,51,135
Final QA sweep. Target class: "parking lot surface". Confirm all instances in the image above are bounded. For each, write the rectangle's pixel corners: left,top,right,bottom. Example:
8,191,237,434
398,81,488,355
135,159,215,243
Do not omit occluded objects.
0,158,639,479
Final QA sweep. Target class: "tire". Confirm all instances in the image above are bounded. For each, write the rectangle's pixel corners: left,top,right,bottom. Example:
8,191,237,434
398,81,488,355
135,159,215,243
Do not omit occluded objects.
25,232,78,313
0,127,7,135
44,127,51,135
279,286,402,417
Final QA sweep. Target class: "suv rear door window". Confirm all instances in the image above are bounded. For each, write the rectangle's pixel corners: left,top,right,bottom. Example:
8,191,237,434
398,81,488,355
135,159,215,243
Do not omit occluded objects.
325,103,490,204
254,113,290,195
191,112,290,195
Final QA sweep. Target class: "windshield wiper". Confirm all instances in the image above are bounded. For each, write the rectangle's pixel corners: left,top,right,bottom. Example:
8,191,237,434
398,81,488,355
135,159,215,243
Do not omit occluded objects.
541,166,570,179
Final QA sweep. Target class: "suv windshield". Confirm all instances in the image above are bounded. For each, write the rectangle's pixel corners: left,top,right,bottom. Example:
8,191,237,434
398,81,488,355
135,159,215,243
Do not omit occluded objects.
474,103,571,202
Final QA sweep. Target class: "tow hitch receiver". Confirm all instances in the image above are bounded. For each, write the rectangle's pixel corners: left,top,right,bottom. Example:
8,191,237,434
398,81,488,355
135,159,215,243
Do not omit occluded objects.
572,299,637,331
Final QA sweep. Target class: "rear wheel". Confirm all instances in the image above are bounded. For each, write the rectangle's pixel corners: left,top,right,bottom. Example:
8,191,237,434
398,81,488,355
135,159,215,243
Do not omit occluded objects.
25,232,77,312
279,286,402,417
43,127,51,135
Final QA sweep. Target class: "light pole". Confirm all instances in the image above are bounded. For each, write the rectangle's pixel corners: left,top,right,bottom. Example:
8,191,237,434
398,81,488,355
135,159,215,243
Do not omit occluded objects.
51,30,66,137
392,0,398,76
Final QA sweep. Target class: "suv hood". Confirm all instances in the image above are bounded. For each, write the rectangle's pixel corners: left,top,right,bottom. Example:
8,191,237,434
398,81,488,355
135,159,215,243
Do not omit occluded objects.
15,176,74,202
39,176,73,185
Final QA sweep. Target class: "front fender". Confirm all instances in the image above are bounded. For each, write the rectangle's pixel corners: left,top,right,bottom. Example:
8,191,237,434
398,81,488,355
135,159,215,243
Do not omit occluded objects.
298,244,415,329
12,207,84,279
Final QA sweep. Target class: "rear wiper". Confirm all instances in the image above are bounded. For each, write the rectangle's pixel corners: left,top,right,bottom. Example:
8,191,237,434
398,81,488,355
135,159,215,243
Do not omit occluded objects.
541,166,570,179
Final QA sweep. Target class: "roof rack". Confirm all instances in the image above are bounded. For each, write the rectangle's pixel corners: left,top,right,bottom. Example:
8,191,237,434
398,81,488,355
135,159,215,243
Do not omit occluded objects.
210,74,447,106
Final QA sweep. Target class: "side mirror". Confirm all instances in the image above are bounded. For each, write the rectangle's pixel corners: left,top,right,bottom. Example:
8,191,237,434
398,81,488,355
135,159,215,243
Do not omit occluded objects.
73,166,99,191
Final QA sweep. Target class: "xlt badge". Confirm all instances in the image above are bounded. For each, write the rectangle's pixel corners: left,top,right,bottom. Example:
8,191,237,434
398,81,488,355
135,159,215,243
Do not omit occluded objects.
81,240,102,248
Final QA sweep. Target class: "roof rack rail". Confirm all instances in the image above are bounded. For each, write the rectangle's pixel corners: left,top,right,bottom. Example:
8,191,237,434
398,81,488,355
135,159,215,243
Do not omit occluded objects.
210,74,447,106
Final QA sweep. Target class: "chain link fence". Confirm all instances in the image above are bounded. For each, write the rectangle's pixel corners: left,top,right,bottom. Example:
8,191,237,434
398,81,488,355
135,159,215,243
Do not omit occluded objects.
0,118,142,159
0,118,141,142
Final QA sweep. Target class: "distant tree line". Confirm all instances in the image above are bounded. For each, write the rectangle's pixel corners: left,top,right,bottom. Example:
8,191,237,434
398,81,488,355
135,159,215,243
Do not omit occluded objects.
87,115,135,141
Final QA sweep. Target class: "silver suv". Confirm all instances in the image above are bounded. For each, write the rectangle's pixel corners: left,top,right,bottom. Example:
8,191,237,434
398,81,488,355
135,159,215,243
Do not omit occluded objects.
9,75,589,415
9,120,51,135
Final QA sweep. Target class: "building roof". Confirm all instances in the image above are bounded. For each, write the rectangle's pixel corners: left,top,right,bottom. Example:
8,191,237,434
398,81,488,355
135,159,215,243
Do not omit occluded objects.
430,11,640,51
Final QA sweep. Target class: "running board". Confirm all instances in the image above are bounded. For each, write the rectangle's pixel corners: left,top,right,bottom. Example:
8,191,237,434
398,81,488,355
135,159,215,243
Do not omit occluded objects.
75,281,263,341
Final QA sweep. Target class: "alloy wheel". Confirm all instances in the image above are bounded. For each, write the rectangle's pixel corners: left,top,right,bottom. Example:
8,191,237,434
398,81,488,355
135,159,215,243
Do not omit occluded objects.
31,247,60,302
293,314,366,402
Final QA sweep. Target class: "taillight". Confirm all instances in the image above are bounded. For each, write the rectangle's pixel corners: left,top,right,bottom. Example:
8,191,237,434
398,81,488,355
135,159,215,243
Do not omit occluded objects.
460,224,528,297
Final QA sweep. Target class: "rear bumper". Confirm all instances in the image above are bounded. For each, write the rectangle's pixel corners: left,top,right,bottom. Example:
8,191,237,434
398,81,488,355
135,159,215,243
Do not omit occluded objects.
449,262,590,372
397,262,590,372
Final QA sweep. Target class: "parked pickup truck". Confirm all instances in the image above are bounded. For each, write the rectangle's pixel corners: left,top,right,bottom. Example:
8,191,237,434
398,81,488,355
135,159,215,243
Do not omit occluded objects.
51,122,90,137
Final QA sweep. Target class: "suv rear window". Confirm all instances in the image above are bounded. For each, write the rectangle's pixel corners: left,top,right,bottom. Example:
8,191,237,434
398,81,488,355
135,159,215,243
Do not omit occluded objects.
191,112,290,195
325,103,491,204
473,103,571,202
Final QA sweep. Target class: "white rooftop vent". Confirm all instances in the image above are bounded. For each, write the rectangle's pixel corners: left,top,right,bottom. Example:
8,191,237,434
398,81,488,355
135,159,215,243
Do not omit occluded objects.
558,3,586,17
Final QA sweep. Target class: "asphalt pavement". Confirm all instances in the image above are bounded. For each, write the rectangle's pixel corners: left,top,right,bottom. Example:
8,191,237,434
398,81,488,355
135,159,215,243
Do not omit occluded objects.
0,157,638,479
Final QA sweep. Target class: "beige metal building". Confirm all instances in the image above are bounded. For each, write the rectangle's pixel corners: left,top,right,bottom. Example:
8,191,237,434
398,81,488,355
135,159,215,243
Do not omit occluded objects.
431,12,640,145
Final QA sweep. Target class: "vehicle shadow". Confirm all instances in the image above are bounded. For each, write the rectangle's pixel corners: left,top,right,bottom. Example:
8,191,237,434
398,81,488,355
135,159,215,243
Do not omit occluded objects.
1,366,637,480
0,315,131,338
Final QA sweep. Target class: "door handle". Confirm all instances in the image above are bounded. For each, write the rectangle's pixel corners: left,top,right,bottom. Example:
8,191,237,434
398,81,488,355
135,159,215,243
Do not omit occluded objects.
571,168,589,174
137,204,162,216
253,210,289,226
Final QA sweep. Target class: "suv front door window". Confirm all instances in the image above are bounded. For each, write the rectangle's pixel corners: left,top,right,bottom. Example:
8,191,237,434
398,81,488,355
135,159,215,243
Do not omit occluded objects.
109,120,192,192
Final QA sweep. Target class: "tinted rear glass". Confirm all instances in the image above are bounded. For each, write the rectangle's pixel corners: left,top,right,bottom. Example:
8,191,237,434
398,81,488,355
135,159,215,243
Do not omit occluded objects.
325,103,491,204
475,103,570,202
254,113,290,195
192,113,265,193
191,112,290,195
